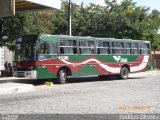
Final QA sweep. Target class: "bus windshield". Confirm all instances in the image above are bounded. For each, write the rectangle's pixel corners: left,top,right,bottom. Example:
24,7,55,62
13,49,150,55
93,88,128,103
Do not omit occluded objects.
15,35,37,62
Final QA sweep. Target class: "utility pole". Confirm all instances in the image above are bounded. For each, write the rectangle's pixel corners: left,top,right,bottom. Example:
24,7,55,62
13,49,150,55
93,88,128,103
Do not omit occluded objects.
68,0,72,36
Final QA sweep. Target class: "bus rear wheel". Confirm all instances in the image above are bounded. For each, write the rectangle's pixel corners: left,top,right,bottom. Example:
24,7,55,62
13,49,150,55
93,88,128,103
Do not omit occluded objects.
57,69,67,84
119,67,129,79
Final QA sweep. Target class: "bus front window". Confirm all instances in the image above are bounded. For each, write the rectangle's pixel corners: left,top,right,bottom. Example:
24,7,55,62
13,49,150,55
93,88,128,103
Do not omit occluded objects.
16,43,36,62
15,36,37,62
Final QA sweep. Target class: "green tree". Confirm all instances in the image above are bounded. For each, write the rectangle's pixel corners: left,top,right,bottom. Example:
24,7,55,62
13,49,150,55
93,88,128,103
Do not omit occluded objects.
1,0,160,51
0,14,26,50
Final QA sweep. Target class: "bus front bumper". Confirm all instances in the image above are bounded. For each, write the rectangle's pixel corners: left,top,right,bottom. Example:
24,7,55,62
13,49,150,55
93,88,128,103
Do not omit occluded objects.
13,70,37,79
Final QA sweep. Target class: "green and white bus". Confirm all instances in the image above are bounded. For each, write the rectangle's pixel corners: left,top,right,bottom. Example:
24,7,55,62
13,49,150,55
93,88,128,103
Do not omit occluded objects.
13,34,151,83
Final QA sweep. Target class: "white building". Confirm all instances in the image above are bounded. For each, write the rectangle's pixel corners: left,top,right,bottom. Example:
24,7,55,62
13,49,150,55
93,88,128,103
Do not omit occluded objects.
0,47,5,70
0,46,13,71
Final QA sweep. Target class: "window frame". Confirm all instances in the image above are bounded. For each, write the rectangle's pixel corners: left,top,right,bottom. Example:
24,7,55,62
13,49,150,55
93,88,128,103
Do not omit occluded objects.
96,39,111,55
124,42,132,55
79,39,96,55
38,41,58,55
132,42,139,55
59,39,78,55
38,42,50,55
139,42,151,55
111,41,125,55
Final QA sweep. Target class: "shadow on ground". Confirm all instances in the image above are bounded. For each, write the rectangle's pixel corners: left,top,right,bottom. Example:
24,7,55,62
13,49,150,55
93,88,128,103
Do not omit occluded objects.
44,75,145,85
65,76,145,84
0,79,36,84
0,75,146,86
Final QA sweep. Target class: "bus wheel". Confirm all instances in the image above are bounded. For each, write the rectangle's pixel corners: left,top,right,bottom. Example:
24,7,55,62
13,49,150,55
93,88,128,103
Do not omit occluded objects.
120,67,129,79
57,69,67,84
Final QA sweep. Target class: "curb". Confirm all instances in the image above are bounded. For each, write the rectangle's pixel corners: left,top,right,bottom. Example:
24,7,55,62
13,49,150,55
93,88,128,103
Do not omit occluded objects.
0,82,34,95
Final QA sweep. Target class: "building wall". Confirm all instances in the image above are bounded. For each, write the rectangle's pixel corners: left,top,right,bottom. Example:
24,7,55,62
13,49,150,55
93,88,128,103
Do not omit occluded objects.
152,51,160,69
0,47,13,70
0,47,5,70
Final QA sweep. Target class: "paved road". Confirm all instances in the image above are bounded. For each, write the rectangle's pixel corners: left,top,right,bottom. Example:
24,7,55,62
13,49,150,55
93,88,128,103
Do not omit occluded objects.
0,70,160,114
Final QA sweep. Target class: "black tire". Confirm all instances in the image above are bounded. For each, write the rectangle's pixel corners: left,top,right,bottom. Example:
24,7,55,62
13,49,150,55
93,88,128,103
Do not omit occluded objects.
57,69,67,84
119,67,129,79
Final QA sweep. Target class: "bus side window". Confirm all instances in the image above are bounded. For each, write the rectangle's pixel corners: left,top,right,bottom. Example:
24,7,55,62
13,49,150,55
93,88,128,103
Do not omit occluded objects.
73,47,77,54
112,41,125,55
96,41,110,55
132,43,138,55
60,47,64,54
50,42,58,54
125,42,132,55
79,40,95,54
39,42,49,54
63,48,74,54
139,43,150,55
60,39,77,55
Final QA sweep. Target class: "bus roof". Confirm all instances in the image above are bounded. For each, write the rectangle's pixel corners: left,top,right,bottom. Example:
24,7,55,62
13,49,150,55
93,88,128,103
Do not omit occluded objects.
39,34,67,42
24,34,150,43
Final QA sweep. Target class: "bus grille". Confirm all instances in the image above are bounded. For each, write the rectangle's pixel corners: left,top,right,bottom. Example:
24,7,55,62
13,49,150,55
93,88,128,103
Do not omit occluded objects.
17,72,25,77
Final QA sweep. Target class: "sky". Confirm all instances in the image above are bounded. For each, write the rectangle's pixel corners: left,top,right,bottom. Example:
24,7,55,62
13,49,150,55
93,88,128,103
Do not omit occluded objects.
71,0,160,11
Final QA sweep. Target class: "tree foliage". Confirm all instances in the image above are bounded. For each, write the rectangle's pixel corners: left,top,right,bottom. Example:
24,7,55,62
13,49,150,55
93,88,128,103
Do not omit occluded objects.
0,0,160,50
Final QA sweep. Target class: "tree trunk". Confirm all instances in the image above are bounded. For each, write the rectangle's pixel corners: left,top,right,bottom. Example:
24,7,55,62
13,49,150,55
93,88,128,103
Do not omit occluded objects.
153,50,156,69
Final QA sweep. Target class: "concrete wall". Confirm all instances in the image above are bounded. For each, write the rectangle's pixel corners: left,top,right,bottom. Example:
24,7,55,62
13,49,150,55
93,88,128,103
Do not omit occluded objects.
152,51,160,69
0,0,15,18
